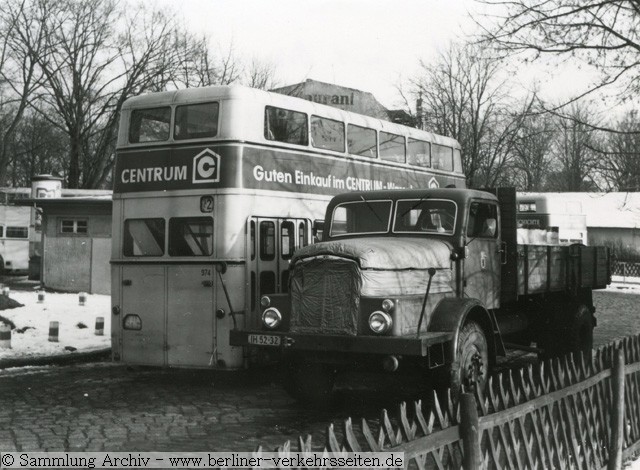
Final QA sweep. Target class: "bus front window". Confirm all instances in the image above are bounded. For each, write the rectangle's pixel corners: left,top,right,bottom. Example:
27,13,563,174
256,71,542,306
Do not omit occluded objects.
169,217,213,256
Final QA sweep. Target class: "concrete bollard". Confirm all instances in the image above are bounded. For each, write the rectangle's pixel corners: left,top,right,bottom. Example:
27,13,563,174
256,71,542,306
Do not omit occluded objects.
37,290,45,303
79,292,87,306
95,317,104,336
48,321,59,342
0,323,11,349
2,287,9,297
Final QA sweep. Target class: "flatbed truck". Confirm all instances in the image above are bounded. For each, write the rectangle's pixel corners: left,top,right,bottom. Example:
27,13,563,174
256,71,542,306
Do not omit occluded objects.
230,187,611,403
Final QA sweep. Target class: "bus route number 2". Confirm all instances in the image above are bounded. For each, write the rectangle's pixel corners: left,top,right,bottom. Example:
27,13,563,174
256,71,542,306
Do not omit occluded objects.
200,196,214,213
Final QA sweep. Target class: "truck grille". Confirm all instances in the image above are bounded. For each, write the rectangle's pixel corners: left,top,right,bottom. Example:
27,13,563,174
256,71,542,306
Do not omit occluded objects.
289,257,361,335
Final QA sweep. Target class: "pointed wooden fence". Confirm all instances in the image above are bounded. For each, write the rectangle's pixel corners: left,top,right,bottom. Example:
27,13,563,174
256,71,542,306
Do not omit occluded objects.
256,334,640,470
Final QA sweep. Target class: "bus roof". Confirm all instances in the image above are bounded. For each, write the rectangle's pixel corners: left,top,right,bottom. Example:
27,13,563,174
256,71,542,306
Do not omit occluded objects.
121,85,461,149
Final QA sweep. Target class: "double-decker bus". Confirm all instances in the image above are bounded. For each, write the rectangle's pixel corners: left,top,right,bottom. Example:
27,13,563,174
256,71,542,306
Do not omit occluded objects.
517,193,587,245
110,85,466,369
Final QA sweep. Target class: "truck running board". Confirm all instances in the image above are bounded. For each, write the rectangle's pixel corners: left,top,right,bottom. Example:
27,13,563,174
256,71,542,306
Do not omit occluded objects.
502,342,543,354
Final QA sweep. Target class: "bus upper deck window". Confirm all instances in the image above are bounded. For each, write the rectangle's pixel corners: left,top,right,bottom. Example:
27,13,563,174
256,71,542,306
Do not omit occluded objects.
432,144,454,171
408,139,430,167
129,107,171,143
311,116,345,152
123,219,165,256
174,102,219,140
347,124,377,158
264,106,308,145
380,132,405,163
168,217,213,256
453,148,463,173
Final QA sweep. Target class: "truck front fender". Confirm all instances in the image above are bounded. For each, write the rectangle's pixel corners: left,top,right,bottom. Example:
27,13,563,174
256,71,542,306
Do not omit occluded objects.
429,297,499,365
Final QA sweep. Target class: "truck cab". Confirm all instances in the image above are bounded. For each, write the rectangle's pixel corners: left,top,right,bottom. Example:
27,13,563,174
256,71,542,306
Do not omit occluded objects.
230,188,610,404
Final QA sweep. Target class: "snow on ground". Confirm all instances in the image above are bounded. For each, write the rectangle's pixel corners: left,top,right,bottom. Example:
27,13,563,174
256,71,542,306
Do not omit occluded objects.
0,290,110,359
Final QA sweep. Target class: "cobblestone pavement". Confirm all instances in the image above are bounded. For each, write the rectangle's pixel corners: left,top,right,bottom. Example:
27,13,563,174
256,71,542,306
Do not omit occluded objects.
1,289,639,453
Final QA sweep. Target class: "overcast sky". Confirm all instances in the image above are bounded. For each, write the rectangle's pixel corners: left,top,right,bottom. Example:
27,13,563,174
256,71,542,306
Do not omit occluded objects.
169,0,596,109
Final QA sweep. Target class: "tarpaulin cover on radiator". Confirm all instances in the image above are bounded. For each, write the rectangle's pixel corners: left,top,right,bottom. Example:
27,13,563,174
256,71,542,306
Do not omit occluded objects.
289,237,453,334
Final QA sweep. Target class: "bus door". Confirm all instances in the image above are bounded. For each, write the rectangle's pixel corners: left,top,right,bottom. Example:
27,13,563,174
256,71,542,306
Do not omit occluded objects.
247,217,311,325
167,265,214,367
166,216,216,367
120,265,166,366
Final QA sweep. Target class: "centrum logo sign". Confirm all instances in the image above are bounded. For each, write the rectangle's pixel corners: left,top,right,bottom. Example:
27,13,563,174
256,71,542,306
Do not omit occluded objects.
193,149,221,184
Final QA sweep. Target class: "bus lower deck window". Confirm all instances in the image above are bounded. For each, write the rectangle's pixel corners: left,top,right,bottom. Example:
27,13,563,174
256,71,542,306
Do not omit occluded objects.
123,219,165,256
168,217,213,256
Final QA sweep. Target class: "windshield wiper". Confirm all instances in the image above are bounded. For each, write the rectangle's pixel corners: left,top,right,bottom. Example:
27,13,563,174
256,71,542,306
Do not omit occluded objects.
360,195,383,223
400,193,431,218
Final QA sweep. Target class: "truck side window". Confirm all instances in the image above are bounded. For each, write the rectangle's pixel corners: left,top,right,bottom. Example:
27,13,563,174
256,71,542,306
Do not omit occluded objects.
467,202,499,239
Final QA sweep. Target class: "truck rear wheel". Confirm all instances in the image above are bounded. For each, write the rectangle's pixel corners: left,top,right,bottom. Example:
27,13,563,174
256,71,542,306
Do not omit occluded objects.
539,303,593,360
282,361,336,406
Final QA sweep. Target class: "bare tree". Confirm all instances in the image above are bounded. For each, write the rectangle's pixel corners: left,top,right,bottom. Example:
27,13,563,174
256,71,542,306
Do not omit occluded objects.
33,0,216,188
9,110,67,186
597,110,640,191
0,0,49,186
511,98,555,190
412,42,524,188
478,0,640,109
547,102,602,191
244,57,279,90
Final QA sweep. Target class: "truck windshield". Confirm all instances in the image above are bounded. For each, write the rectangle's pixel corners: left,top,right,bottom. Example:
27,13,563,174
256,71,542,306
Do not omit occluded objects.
393,199,457,235
329,200,392,236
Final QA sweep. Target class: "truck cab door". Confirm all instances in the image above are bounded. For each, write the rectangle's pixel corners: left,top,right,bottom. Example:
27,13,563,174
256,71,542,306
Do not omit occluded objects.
464,201,501,309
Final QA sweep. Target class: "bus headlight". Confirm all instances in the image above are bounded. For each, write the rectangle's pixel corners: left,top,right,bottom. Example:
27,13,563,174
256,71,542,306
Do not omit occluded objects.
369,311,393,334
260,296,271,308
262,308,282,329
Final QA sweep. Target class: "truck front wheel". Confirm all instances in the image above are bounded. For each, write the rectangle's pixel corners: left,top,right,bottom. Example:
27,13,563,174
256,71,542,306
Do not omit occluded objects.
281,361,336,406
433,320,489,402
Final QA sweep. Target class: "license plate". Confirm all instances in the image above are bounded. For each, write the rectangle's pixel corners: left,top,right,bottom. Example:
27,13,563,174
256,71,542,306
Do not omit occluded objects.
248,334,281,346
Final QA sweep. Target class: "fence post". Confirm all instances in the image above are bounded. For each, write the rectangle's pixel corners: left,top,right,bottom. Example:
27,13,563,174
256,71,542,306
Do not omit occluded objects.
460,393,481,470
608,348,626,470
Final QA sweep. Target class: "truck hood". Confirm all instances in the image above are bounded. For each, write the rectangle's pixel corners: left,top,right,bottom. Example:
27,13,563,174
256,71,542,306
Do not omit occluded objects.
292,237,452,271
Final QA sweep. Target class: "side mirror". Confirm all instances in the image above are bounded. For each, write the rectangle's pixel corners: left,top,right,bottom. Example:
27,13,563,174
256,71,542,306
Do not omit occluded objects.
312,220,325,242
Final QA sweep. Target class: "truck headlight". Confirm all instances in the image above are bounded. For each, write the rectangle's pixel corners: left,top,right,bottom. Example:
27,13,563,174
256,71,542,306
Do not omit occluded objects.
262,308,282,329
381,299,394,312
260,296,271,308
369,311,393,334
